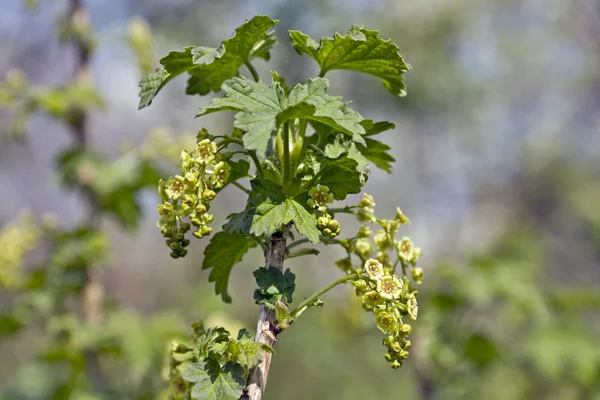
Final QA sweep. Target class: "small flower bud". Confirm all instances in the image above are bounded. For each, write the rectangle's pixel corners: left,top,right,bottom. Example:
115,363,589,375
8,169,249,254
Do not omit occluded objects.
410,267,424,284
359,193,375,208
202,189,216,201
355,238,372,256
195,203,207,214
399,323,412,336
357,225,372,238
395,207,410,224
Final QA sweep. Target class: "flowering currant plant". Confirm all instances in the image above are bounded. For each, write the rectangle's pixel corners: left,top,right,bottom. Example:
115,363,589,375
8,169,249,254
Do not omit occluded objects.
139,15,422,400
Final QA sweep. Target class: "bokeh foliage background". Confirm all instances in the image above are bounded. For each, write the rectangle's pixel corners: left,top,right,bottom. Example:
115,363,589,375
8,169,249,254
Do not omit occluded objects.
1,0,599,399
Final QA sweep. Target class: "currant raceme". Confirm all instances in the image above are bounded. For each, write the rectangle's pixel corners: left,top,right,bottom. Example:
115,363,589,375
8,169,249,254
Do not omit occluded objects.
157,135,230,258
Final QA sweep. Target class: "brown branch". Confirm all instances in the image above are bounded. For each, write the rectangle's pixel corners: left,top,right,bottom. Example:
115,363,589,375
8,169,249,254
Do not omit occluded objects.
68,0,104,391
242,226,290,400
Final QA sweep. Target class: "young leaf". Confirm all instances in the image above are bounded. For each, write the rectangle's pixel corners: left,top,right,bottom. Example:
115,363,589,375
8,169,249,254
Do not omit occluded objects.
319,157,365,200
360,119,396,137
356,138,395,173
198,76,365,156
224,179,319,243
288,78,366,145
253,267,296,308
289,25,409,96
194,327,231,360
202,231,258,303
138,15,279,109
226,159,251,182
184,360,245,400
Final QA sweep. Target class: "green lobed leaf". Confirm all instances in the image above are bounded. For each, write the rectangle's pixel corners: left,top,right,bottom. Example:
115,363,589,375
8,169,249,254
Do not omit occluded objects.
289,25,409,96
356,138,395,173
137,68,169,109
198,76,365,157
138,16,279,109
360,119,396,137
223,178,321,242
194,327,231,360
253,267,296,308
287,78,365,145
202,231,258,303
226,159,251,182
184,360,245,400
319,157,365,200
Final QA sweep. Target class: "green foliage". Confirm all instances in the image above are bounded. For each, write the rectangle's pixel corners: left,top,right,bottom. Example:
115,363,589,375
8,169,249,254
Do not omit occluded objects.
289,25,409,96
184,360,245,400
202,231,258,303
169,325,273,400
198,76,366,156
253,267,296,308
138,15,279,109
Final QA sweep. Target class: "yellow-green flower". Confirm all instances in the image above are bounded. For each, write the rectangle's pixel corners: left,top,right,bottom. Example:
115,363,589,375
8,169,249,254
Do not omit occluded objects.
362,290,384,308
164,176,185,200
375,310,399,334
308,185,333,210
210,161,231,188
364,258,384,280
377,275,403,300
195,139,217,164
397,237,415,262
407,293,418,320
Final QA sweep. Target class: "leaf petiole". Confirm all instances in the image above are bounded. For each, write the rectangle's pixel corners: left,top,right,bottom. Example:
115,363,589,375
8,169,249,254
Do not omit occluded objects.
282,120,291,187
231,180,251,194
285,248,319,259
245,61,261,83
288,272,359,320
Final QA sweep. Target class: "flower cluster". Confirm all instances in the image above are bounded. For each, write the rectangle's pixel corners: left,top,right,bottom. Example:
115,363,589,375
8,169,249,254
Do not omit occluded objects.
354,258,419,368
317,212,340,238
157,137,231,258
333,193,423,369
308,185,340,238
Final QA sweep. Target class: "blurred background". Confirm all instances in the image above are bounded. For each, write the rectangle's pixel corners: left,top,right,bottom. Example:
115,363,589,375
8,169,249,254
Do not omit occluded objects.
1,0,600,399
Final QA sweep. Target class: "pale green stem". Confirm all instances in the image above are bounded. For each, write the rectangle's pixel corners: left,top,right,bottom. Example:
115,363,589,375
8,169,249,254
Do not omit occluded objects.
231,180,251,195
327,206,359,214
287,238,310,250
285,248,319,259
289,272,359,320
282,120,291,186
245,61,260,82
297,119,308,140
249,150,264,176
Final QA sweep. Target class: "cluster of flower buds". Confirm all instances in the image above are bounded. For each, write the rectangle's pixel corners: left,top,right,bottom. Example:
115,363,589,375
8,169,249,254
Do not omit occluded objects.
317,213,340,238
354,258,420,369
308,185,341,238
157,135,231,258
